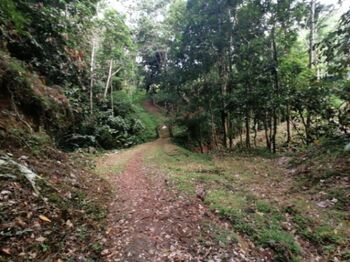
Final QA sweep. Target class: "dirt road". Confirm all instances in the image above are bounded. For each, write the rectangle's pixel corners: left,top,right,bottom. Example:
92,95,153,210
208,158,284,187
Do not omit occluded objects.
96,138,265,262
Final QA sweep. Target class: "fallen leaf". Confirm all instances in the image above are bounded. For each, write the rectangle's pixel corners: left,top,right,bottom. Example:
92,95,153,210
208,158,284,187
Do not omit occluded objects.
66,220,74,228
39,215,51,223
35,236,46,242
56,259,64,262
101,249,109,256
1,247,11,255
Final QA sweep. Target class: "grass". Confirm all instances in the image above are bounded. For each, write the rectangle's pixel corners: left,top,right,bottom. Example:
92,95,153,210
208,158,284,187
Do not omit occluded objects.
148,141,350,261
131,90,164,141
94,148,133,176
200,220,238,247
149,145,303,261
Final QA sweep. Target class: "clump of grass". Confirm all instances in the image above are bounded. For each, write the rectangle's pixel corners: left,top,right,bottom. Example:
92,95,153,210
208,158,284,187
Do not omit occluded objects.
256,200,273,213
201,221,238,247
259,229,301,261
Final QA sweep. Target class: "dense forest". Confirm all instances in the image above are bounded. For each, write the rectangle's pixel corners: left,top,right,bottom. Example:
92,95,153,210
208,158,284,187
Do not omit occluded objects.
0,0,349,261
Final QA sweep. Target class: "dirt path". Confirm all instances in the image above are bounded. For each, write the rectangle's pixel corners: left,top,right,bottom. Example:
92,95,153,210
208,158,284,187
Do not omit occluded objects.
98,140,203,261
96,139,266,262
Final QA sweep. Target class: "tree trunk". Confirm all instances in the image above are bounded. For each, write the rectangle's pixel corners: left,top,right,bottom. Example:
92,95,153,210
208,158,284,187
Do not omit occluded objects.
306,112,312,144
253,117,258,148
286,104,291,144
264,115,271,150
111,77,114,117
245,81,251,148
271,26,280,154
245,110,250,148
209,100,217,148
104,59,113,98
239,124,243,146
89,39,96,114
229,119,233,149
309,0,316,69
221,110,228,148
269,116,273,152
272,110,278,153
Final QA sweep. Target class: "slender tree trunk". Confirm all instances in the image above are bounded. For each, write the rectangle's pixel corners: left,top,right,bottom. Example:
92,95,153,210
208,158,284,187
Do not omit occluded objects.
104,59,113,98
198,125,204,154
89,39,96,114
302,0,316,143
217,5,229,148
239,124,243,146
229,119,233,150
245,82,251,148
221,110,228,148
309,0,316,69
286,104,291,144
269,116,273,152
253,117,258,148
271,26,280,153
220,60,228,148
209,100,217,148
272,111,278,153
245,110,250,148
306,112,312,144
264,115,271,150
111,78,114,117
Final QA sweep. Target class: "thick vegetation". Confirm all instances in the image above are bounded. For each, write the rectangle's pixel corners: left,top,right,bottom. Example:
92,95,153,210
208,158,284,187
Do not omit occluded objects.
139,0,349,153
0,0,158,151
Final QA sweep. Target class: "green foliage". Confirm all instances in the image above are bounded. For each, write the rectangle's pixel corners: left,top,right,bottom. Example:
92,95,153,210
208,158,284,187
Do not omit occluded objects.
60,90,160,150
259,229,301,261
131,92,161,141
137,0,348,153
0,0,29,32
292,213,346,255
